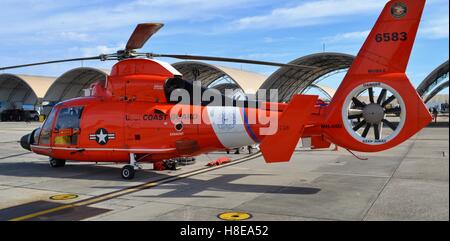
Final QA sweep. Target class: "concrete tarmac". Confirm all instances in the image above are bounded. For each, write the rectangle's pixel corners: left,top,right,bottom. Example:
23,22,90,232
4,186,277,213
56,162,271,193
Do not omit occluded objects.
0,122,448,221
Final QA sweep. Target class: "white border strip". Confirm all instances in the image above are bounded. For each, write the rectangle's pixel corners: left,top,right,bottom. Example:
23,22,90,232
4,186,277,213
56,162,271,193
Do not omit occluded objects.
30,145,176,153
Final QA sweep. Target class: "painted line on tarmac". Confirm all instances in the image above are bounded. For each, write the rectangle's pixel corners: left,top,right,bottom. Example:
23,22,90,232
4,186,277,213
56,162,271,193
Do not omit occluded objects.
9,152,262,221
0,152,32,160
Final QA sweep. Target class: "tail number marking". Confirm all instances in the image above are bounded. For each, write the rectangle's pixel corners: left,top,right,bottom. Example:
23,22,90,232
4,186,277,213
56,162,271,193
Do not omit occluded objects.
375,32,407,42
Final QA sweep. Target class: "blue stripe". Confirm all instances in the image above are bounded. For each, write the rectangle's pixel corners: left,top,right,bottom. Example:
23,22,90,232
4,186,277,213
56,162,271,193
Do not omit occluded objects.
242,108,259,143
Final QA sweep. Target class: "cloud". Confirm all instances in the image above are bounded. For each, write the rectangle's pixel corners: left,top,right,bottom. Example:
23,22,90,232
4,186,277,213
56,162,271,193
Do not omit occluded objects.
323,30,370,43
238,52,292,59
262,36,297,44
71,43,126,57
231,0,386,30
421,16,449,39
0,0,259,36
59,32,92,42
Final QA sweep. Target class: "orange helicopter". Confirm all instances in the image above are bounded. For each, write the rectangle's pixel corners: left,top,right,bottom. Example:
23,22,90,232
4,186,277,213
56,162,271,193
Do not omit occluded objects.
3,0,431,179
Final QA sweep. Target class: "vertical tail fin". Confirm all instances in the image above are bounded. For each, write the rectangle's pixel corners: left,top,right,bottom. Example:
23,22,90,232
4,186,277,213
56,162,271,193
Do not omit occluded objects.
325,0,432,152
348,0,426,75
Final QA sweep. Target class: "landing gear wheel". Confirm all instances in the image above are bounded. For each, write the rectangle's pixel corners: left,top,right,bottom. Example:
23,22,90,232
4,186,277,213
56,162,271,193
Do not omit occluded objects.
49,158,66,168
121,165,135,180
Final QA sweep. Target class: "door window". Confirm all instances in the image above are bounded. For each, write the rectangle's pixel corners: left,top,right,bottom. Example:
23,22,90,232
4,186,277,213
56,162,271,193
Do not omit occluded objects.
54,106,84,146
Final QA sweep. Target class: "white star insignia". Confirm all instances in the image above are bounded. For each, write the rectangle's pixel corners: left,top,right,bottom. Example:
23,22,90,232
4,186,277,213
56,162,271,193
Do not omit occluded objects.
96,129,108,144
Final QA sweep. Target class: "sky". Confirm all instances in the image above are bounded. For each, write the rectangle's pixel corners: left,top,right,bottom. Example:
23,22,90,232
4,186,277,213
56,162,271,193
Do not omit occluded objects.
0,0,448,90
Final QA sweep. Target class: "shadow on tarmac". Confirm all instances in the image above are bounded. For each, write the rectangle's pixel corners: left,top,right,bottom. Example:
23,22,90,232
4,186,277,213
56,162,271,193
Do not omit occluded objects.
0,162,321,197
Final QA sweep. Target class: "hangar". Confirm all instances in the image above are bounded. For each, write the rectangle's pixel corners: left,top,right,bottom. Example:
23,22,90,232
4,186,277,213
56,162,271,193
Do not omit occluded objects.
42,67,109,114
0,52,354,113
43,67,109,103
305,84,337,102
424,80,449,104
0,54,448,118
0,74,54,111
172,61,267,94
416,60,449,103
259,52,354,102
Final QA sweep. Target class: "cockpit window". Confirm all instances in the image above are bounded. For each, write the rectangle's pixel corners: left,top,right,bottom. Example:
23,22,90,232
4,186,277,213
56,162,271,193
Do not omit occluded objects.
55,106,83,130
53,106,84,146
39,107,57,145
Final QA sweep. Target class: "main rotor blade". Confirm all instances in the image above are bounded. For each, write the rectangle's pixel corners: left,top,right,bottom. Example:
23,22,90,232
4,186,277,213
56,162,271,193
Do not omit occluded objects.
0,56,103,71
151,54,318,70
126,23,164,51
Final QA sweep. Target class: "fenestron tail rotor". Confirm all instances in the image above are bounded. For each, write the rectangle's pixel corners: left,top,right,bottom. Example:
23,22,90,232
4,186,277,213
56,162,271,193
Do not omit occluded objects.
343,83,406,145
0,22,317,72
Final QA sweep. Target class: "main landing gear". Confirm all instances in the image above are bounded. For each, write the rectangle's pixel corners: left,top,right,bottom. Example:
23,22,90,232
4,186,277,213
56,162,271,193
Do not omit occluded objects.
121,153,141,180
49,158,66,168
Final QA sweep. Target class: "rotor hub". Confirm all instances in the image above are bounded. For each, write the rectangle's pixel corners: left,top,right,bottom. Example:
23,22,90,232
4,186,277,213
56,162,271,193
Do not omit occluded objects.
362,103,385,124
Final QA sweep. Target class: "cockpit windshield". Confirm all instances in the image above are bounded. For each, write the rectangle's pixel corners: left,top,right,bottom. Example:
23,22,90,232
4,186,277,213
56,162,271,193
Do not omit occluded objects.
39,107,57,145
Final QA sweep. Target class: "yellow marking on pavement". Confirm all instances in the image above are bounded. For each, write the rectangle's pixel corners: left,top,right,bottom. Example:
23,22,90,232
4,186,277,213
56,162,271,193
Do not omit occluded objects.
218,212,252,221
10,204,75,221
49,194,78,201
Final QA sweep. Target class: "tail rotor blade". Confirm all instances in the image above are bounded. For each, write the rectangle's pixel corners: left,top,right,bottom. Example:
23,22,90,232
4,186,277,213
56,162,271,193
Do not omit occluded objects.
382,95,396,107
368,87,375,103
361,123,371,138
373,124,380,140
353,119,367,132
352,97,366,108
377,89,387,105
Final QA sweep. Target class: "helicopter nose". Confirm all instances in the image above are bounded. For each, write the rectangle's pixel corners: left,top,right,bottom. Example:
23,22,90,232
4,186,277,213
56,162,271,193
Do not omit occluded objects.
20,133,32,151
20,128,39,151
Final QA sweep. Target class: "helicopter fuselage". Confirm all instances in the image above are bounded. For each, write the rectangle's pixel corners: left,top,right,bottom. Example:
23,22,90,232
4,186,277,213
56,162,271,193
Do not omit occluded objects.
24,58,321,164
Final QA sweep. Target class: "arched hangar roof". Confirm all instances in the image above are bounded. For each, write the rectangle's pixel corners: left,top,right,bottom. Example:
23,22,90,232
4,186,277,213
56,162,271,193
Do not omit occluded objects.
424,80,449,104
308,84,336,101
43,67,109,103
2,53,354,107
259,52,354,102
172,61,267,94
416,60,449,98
211,83,241,92
0,74,55,105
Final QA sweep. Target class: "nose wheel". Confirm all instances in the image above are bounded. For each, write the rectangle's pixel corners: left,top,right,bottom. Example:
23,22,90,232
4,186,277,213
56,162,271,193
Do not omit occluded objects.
49,158,66,168
121,165,135,180
121,153,141,180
